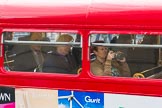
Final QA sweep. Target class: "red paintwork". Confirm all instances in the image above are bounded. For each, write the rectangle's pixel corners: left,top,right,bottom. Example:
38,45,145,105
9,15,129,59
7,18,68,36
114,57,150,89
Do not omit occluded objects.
0,0,162,97
1,0,162,30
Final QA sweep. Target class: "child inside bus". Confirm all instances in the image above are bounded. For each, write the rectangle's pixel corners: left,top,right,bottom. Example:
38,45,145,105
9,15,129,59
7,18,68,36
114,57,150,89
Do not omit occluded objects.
42,34,78,74
90,41,131,77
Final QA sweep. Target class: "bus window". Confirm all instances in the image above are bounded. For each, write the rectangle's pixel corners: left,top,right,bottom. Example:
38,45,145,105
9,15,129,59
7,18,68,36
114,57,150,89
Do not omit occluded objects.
3,31,82,75
90,33,162,79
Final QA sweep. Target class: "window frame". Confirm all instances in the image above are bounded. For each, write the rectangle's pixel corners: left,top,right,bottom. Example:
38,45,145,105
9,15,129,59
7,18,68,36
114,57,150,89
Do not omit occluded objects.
2,29,83,75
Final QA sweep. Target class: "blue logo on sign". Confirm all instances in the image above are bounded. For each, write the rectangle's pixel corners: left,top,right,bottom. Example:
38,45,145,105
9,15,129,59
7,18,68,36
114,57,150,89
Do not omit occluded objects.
58,90,104,108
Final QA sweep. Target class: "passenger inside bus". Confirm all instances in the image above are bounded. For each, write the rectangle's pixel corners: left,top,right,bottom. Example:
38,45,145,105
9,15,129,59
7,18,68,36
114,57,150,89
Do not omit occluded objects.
9,32,47,72
96,33,162,78
90,40,131,77
3,32,14,51
4,32,15,70
42,34,78,74
124,35,159,76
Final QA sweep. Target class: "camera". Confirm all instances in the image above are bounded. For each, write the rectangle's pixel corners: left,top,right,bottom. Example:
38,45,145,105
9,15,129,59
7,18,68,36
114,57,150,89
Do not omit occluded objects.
114,52,125,60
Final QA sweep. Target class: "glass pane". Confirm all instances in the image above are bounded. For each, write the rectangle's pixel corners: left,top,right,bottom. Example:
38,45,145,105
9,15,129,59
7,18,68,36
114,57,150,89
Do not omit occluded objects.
3,32,82,74
90,33,162,79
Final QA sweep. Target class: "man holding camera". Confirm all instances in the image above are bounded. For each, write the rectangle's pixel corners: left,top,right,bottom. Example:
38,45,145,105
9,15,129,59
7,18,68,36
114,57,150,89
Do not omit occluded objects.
90,41,131,77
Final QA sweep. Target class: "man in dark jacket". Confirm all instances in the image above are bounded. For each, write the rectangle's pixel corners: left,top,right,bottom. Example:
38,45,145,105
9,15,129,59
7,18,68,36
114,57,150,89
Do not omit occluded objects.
10,32,46,72
42,34,78,74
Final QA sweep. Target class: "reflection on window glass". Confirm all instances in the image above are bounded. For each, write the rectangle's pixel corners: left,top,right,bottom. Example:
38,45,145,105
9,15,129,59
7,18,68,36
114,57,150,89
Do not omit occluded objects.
3,32,82,75
90,33,162,79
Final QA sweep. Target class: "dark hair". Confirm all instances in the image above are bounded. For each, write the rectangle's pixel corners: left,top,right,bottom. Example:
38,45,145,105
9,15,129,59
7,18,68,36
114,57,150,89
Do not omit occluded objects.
91,40,105,52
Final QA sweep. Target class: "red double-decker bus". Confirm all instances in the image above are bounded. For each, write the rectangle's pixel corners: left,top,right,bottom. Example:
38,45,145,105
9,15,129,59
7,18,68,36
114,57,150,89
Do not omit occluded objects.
1,0,162,108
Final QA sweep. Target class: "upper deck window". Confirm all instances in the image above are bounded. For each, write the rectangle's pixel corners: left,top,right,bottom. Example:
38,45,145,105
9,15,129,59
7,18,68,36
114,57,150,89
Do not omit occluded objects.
3,31,82,75
90,33,162,79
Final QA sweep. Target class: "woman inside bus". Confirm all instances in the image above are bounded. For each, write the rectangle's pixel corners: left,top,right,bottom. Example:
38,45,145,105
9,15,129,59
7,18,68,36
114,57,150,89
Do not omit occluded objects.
90,41,131,77
42,34,78,74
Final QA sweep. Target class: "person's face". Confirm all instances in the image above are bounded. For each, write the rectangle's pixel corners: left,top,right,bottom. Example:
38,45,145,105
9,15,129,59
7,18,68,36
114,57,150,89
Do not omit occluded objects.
94,46,108,59
57,45,71,56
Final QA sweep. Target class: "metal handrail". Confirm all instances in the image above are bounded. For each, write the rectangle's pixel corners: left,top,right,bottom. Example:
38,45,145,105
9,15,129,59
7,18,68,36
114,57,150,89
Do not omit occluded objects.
92,43,162,48
4,40,81,47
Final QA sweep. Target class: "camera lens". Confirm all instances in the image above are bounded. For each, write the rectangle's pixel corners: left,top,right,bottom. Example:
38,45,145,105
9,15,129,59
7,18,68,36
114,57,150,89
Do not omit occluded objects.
115,52,125,60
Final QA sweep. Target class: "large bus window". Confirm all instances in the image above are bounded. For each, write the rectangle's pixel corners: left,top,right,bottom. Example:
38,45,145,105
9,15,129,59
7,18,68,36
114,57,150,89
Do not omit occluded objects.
90,33,162,79
3,31,82,75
